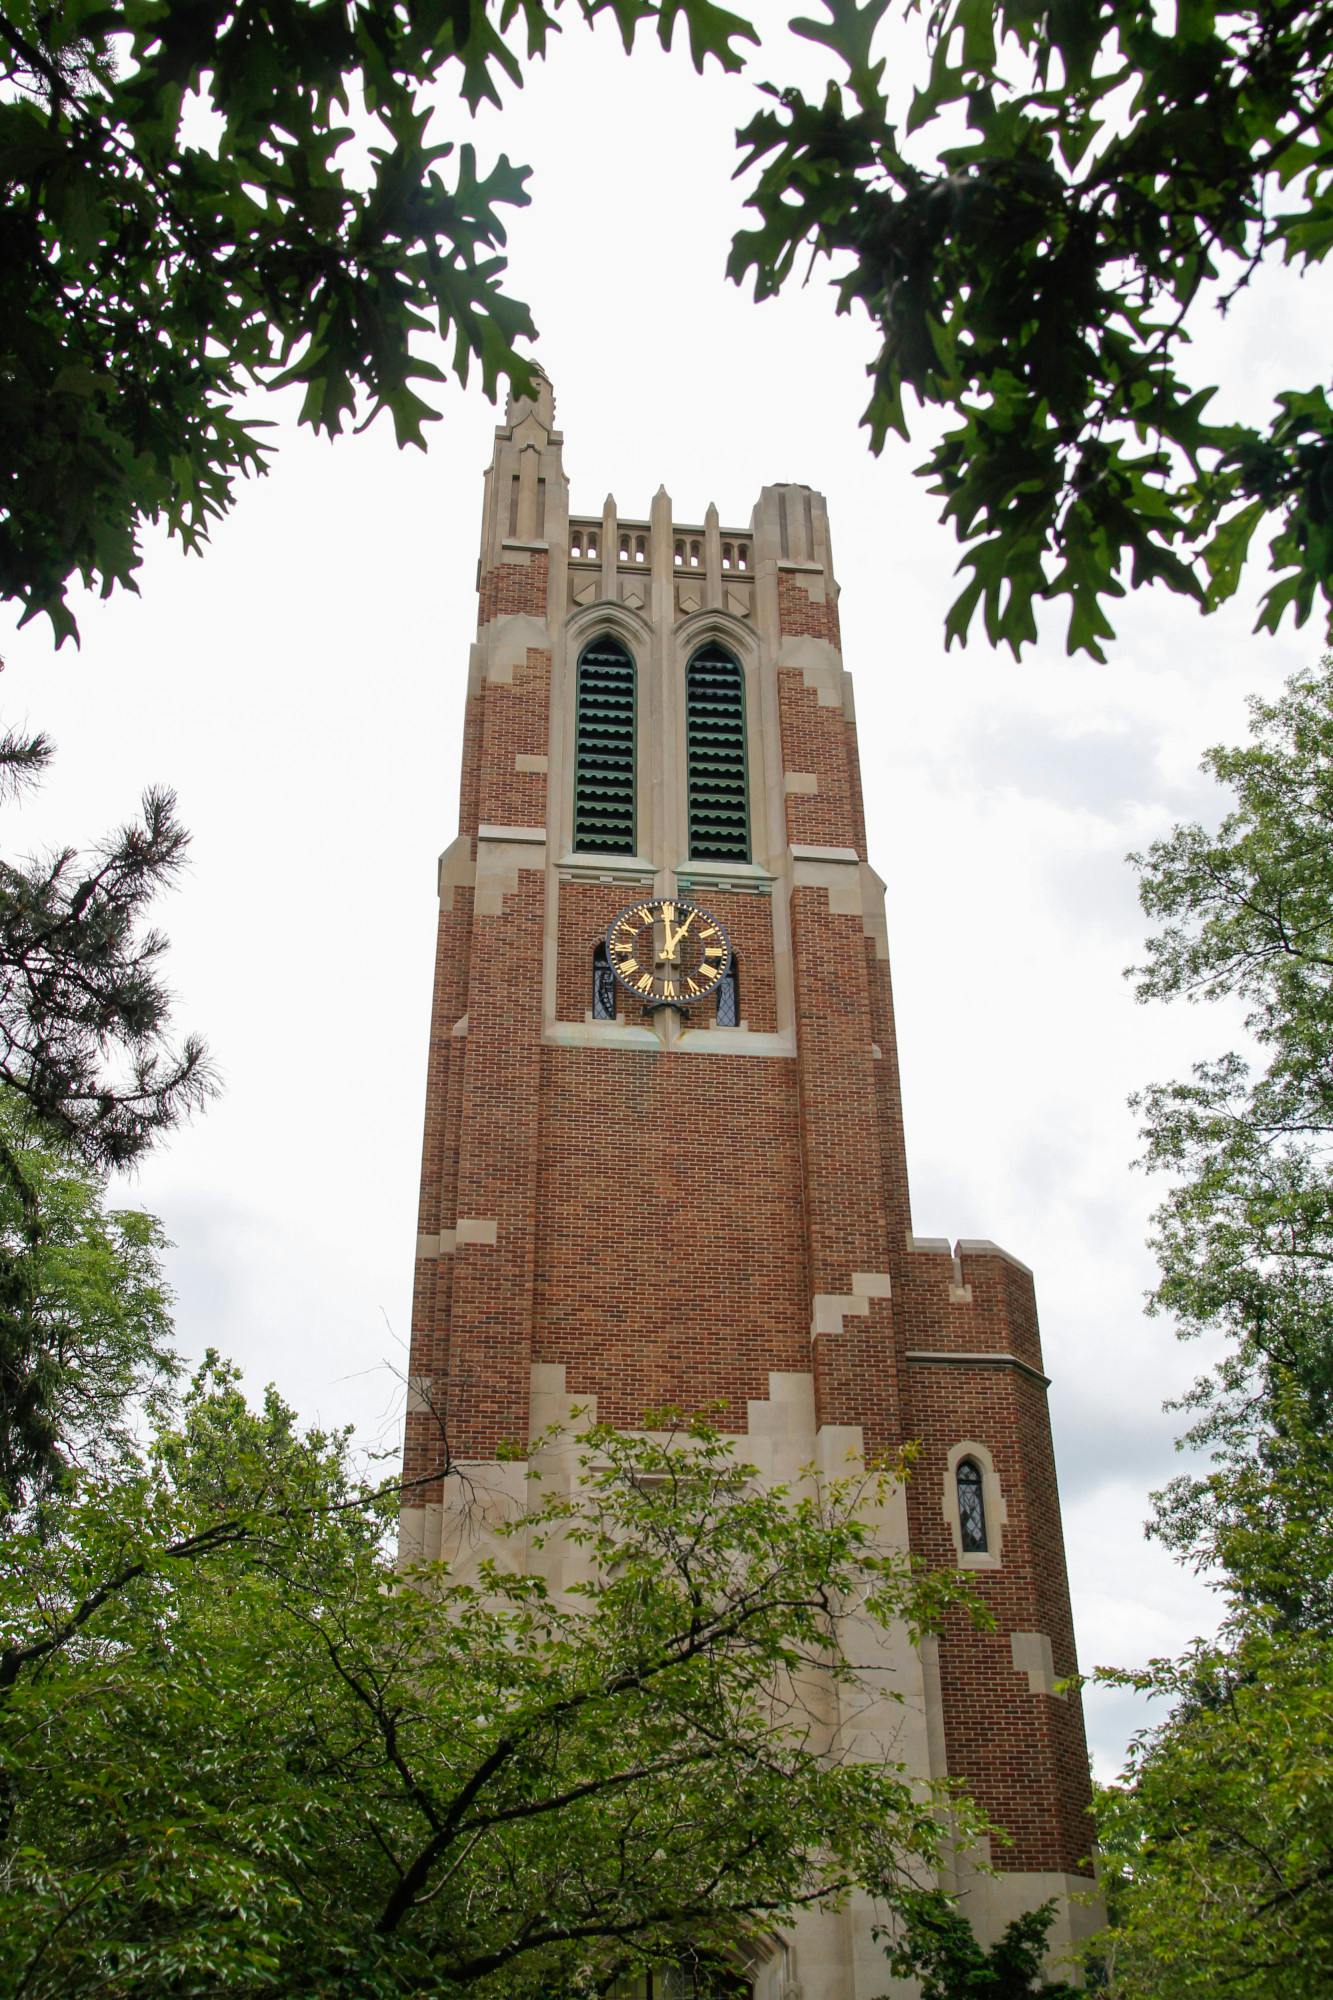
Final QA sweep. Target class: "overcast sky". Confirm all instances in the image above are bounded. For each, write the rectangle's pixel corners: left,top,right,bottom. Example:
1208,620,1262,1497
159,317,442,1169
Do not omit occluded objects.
3,4,1329,1778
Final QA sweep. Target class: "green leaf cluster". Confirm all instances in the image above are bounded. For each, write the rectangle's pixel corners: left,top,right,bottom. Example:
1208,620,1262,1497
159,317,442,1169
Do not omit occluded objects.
1096,1616,1333,1998
1092,656,1333,1995
730,1,1333,658
881,1890,1079,1999
0,1356,988,1994
1129,654,1333,1578
0,0,755,643
0,1083,175,1508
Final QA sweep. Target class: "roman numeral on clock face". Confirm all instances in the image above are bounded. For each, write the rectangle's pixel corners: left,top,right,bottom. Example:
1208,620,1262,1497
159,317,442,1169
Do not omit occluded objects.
603,898,731,1012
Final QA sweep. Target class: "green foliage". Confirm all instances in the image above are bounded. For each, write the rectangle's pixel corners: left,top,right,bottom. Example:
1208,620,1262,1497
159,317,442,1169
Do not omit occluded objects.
730,1,1333,659
0,729,211,1172
0,0,755,644
1091,655,1333,1995
1128,654,1333,1589
0,1377,986,1997
0,1084,175,1507
882,1893,1079,1998
1096,1623,1333,1998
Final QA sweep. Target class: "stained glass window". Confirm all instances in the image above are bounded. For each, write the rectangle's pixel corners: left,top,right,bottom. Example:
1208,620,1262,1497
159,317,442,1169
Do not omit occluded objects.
592,940,617,1020
716,953,740,1027
957,1458,987,1554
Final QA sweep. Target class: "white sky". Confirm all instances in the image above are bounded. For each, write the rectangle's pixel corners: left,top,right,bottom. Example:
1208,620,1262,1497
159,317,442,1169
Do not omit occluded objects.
2,4,1328,1779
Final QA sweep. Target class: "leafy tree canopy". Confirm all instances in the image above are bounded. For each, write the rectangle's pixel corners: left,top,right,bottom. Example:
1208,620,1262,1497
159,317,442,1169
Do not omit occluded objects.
0,0,754,644
6,0,1331,658
733,0,1333,660
1129,653,1333,1593
1096,1613,1333,1998
0,1329,985,1995
0,1082,175,1508
1092,656,1333,1996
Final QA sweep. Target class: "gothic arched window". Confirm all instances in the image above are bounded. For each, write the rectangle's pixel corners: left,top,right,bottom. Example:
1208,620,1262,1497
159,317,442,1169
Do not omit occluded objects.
592,940,617,1020
685,645,749,861
716,952,740,1027
956,1458,987,1554
574,637,636,854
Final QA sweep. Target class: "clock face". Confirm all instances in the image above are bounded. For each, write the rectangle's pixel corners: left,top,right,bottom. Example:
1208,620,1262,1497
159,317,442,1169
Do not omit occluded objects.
605,898,732,1009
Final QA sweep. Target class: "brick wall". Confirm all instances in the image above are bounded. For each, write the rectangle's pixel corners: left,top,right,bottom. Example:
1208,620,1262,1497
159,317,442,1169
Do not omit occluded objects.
898,1246,1096,1877
778,669,859,849
477,646,550,827
533,1048,808,1424
777,571,841,647
478,550,549,624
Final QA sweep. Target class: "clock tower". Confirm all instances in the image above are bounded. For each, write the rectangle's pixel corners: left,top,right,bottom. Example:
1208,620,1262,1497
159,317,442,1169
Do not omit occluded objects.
400,377,1099,1993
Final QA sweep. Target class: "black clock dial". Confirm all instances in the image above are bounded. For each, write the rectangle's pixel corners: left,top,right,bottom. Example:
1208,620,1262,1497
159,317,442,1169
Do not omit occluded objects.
605,899,731,1008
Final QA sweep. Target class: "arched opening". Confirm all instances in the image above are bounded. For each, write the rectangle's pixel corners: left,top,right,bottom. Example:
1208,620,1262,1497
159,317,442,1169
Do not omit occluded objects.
685,644,749,862
574,636,636,854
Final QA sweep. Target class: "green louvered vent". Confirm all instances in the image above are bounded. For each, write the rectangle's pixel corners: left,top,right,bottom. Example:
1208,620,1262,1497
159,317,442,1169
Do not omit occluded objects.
686,646,749,861
574,638,636,853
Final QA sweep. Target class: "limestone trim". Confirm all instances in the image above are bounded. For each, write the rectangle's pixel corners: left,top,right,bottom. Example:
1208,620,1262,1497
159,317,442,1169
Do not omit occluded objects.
416,1228,457,1258
789,854,889,962
455,1217,498,1247
478,822,547,844
474,831,546,916
941,1437,1008,1570
1011,1630,1066,1700
554,851,655,885
541,1018,795,1059
784,771,819,794
675,858,776,897
543,1019,660,1052
797,658,847,711
791,843,860,864
437,834,476,911
478,612,550,682
674,1024,795,1058
514,753,548,772
955,1236,1036,1279
810,1272,892,1338
907,1349,1051,1389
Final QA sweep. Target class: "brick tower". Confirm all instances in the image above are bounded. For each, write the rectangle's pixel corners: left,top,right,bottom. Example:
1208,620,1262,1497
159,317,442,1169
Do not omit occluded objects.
400,376,1099,1994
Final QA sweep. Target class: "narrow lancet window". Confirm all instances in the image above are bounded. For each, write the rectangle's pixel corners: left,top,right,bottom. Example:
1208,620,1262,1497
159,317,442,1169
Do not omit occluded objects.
574,637,636,853
957,1458,987,1554
686,645,749,861
592,940,617,1020
716,953,740,1027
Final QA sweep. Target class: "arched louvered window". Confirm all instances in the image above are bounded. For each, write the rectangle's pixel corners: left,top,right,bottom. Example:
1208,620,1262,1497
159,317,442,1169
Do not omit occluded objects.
716,953,740,1027
592,940,617,1021
574,637,636,854
686,645,749,862
957,1458,987,1554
